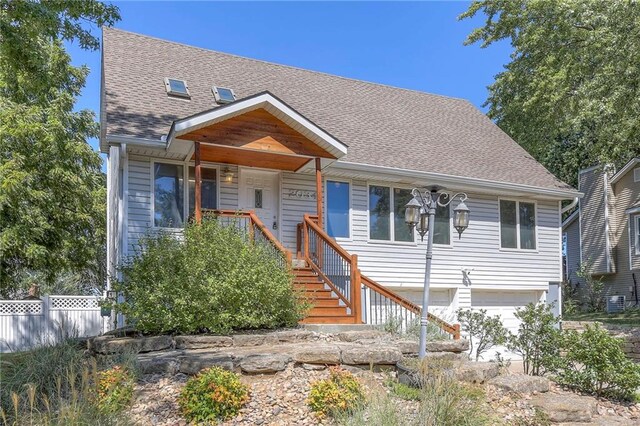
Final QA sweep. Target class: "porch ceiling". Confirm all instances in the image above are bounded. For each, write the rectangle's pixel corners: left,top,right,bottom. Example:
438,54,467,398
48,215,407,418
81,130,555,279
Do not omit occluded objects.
194,143,311,171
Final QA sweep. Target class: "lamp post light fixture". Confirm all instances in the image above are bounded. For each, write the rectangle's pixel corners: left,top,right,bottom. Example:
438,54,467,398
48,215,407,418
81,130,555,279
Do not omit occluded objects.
405,186,470,359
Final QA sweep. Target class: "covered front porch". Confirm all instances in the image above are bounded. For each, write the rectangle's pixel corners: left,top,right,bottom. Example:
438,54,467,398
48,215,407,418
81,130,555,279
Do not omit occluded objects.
162,92,459,336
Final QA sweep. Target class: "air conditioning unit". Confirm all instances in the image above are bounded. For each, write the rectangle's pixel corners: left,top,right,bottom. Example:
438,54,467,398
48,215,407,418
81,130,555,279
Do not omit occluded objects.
606,295,625,313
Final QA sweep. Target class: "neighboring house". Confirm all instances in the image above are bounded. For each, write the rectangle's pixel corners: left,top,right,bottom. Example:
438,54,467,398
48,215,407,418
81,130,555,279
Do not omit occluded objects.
563,159,640,308
102,28,579,334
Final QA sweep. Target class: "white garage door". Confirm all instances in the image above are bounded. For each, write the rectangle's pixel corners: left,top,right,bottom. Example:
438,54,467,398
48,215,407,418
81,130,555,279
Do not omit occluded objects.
471,290,541,333
397,289,454,320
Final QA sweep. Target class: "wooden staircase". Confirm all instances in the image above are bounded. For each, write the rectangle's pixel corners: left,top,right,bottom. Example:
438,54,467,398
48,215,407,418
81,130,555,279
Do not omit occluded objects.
293,265,358,324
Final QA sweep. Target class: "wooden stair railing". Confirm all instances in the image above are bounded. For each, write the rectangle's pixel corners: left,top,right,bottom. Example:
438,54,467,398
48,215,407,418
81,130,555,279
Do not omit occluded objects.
202,209,292,267
298,214,460,339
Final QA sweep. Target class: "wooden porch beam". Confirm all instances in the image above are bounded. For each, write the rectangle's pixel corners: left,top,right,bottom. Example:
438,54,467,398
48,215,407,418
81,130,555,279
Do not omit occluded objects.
194,142,202,224
315,158,323,229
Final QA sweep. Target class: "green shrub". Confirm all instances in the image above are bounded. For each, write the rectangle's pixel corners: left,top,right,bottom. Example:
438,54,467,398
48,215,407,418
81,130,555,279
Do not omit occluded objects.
308,367,365,418
552,324,640,400
507,303,561,376
456,308,508,361
178,367,249,423
576,262,605,311
96,366,134,414
113,217,306,334
385,379,421,401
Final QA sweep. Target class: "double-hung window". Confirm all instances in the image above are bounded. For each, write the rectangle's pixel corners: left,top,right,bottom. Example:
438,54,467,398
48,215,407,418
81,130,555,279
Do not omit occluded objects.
499,199,536,250
154,163,184,228
368,185,452,244
326,180,350,238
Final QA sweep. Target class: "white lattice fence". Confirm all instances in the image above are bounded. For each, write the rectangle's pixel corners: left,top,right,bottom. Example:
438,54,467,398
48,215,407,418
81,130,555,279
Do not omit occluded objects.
0,295,107,353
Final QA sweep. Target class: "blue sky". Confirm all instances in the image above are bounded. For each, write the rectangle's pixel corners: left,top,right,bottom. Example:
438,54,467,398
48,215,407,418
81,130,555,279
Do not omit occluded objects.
66,1,511,162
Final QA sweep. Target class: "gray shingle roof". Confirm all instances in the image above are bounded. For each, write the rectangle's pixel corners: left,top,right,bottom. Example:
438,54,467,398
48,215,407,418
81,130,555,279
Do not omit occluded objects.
102,27,573,192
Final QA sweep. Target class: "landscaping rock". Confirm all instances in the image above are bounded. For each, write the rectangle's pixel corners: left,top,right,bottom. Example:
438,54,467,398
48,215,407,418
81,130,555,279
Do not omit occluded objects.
240,354,291,374
455,362,500,384
340,345,402,365
178,351,234,375
396,339,419,354
531,393,595,423
275,329,314,343
232,333,278,347
293,344,341,364
423,351,468,362
91,335,173,354
301,363,326,371
426,339,469,353
336,330,386,342
489,374,550,394
174,335,233,349
138,351,180,375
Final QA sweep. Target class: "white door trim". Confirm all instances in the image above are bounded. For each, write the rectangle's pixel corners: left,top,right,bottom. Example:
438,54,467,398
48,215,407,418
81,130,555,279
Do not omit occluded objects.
238,166,282,241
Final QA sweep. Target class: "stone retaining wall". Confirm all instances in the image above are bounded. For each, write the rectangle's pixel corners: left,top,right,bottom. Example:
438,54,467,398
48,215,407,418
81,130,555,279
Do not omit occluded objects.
88,329,470,375
562,321,640,362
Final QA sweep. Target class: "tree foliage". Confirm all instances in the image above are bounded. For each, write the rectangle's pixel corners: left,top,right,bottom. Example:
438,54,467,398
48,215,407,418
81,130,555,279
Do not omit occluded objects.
0,1,120,296
457,308,508,361
460,0,640,186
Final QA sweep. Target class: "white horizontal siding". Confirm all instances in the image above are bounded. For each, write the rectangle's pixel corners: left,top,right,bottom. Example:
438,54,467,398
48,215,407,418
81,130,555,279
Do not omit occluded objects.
122,157,562,294
337,181,561,291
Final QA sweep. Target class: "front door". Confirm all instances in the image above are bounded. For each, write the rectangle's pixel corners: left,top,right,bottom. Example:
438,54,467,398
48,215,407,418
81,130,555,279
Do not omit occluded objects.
239,169,280,236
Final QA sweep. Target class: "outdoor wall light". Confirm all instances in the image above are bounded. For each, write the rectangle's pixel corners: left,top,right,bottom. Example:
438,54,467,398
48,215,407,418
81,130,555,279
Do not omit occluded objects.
222,167,234,183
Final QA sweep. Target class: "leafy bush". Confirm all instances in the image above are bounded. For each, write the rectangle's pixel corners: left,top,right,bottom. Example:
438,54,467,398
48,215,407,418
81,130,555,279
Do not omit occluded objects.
96,366,134,414
178,367,249,423
507,303,561,376
113,217,306,334
456,309,508,361
308,367,365,418
576,262,605,311
552,324,640,400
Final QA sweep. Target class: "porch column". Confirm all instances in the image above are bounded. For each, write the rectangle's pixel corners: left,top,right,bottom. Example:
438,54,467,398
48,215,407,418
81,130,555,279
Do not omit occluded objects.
194,142,202,224
315,157,323,228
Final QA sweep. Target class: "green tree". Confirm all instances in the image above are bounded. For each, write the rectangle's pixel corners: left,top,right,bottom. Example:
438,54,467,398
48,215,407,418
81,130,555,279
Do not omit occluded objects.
0,1,120,297
460,0,640,186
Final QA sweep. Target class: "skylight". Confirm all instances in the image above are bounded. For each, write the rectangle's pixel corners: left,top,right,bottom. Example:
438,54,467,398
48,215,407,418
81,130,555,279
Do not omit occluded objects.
212,86,236,104
164,78,190,98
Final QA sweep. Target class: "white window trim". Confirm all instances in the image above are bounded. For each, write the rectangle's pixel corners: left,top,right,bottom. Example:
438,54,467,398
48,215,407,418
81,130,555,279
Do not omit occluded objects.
498,198,538,252
634,214,640,256
151,159,220,229
324,178,352,241
366,183,419,245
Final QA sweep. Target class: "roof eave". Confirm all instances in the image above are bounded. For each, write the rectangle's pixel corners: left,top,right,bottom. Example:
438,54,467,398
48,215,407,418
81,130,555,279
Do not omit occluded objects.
331,160,582,200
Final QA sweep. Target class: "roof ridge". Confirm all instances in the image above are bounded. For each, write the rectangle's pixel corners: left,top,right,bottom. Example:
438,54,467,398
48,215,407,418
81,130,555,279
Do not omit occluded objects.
103,27,471,104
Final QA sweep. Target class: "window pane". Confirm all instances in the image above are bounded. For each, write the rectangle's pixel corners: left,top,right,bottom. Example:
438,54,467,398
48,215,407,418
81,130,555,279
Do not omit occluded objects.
519,202,536,249
394,188,414,242
155,163,184,227
369,185,390,240
433,203,450,245
189,167,217,216
326,181,350,238
500,200,517,248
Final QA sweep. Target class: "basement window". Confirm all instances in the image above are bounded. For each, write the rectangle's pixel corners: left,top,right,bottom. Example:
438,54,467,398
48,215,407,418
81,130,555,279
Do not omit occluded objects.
212,86,236,104
164,78,190,98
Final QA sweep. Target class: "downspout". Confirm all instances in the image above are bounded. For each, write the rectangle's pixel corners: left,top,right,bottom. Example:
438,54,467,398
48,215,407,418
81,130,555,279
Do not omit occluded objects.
561,197,579,214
